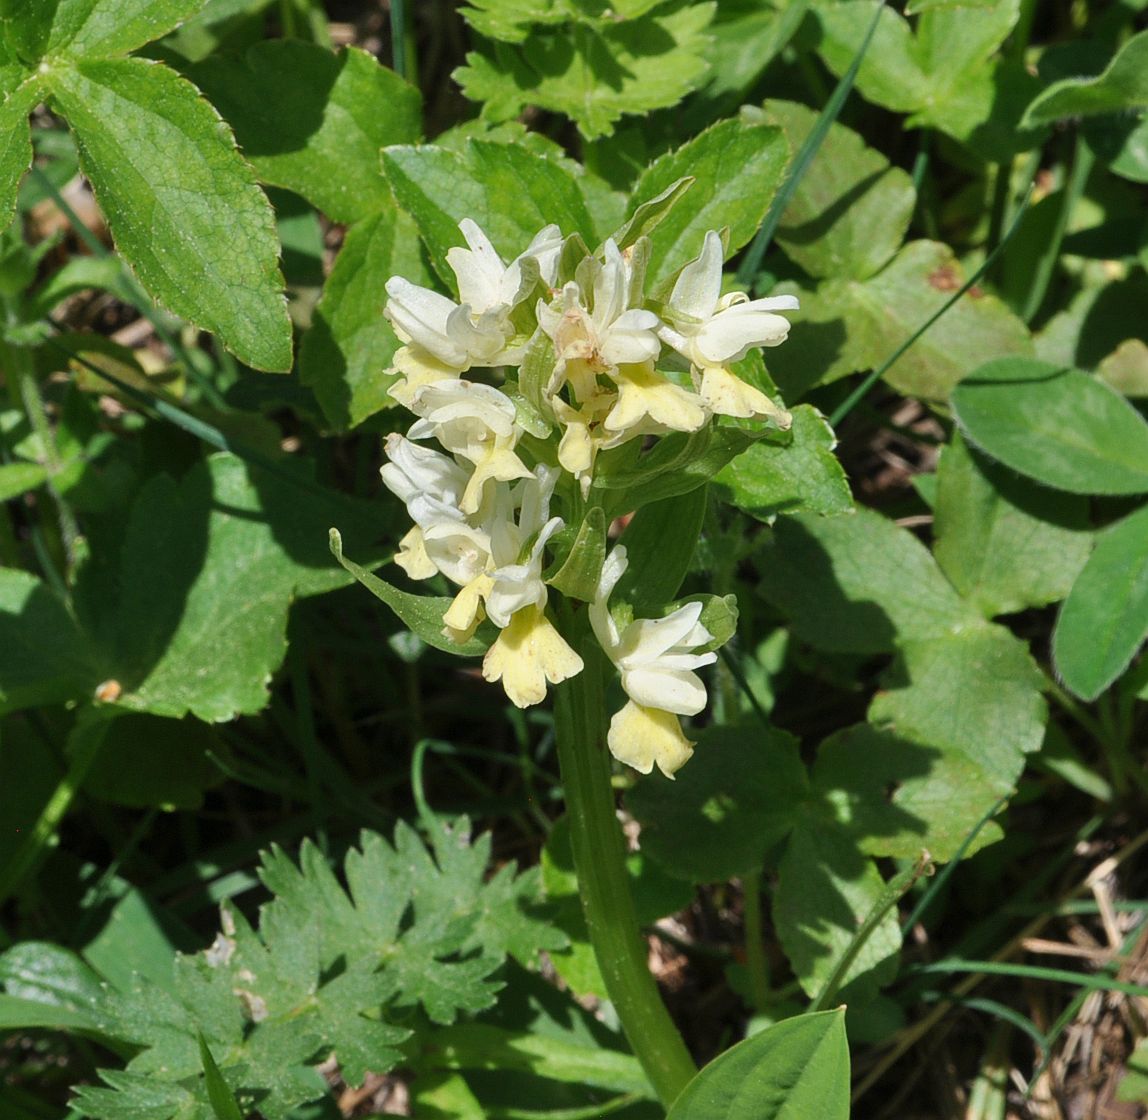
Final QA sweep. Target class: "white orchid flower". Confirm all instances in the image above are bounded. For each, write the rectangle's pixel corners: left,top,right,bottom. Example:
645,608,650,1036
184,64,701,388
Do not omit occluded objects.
657,231,797,422
537,239,661,400
407,379,532,514
590,546,717,777
448,219,563,314
604,361,707,439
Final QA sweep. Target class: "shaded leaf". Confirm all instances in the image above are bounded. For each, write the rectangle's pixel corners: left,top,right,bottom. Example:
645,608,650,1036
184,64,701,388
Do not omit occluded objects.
1053,503,1148,701
1024,30,1148,124
0,81,39,232
933,431,1093,616
189,40,421,224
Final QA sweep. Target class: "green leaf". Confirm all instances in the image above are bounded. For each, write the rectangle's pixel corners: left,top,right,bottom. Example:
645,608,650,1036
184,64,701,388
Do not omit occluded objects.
627,724,808,883
1084,114,1148,184
757,99,916,281
546,505,605,603
47,57,292,371
830,240,1033,400
382,141,595,286
0,941,107,1019
933,431,1093,616
812,724,1003,862
715,404,852,521
454,3,715,141
329,528,488,657
697,0,808,106
1053,503,1148,701
81,712,223,810
0,81,38,232
774,822,900,1001
299,208,427,430
73,453,385,721
626,118,788,292
666,1010,849,1120
0,459,46,498
758,508,980,653
814,0,1041,159
189,40,421,224
613,487,708,613
951,357,1148,495
5,0,209,61
197,1034,243,1120
1024,30,1148,125
0,568,100,712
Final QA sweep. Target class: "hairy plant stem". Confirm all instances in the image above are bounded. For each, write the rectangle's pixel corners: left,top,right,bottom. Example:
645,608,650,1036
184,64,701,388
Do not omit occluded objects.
552,616,696,1107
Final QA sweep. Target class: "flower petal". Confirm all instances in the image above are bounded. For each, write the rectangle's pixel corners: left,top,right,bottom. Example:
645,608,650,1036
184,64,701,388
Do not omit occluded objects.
607,701,695,778
482,604,584,707
668,230,723,323
621,665,708,716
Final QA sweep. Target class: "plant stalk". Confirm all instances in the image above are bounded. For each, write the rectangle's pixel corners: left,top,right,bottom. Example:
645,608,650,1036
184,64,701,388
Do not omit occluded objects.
552,626,696,1107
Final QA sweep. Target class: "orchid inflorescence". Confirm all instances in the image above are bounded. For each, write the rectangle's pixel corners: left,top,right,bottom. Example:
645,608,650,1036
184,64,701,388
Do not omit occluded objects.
379,215,796,778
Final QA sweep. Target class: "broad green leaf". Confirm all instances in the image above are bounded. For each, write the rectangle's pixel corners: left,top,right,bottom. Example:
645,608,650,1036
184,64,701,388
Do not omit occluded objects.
329,529,489,657
698,0,808,105
454,3,715,141
4,0,208,61
1024,30,1148,125
189,41,420,224
1099,339,1148,397
933,431,1093,616
871,628,1046,785
72,453,385,721
666,1010,849,1120
299,208,427,430
614,487,708,613
0,568,100,712
0,80,38,232
47,57,292,371
627,724,809,884
1084,114,1148,183
1053,503,1148,701
833,240,1033,400
906,0,997,10
715,404,852,521
627,118,788,292
757,99,915,281
383,141,595,287
758,508,980,653
774,823,900,1001
812,724,1004,862
951,358,1148,495
0,941,106,1017
82,885,189,994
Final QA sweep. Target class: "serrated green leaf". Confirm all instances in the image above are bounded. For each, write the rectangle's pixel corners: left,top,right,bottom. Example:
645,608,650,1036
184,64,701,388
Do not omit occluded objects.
627,118,788,292
189,41,421,224
933,431,1093,616
952,357,1148,495
299,208,426,429
667,1010,849,1120
5,0,208,62
758,99,915,281
47,57,292,371
715,404,852,521
774,822,900,1002
813,0,1041,160
328,528,488,657
759,508,980,653
1053,503,1148,701
454,2,715,141
1024,30,1148,125
0,80,37,232
627,724,808,883
383,141,595,287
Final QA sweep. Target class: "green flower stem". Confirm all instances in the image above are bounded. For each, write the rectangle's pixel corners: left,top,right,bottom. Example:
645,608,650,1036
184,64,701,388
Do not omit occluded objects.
743,873,770,1011
552,620,696,1107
